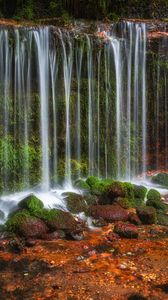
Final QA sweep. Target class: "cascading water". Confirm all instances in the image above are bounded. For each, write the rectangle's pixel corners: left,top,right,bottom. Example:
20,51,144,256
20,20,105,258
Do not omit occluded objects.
0,21,168,211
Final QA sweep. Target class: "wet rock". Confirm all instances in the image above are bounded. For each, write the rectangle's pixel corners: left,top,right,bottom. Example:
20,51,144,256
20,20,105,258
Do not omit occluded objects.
83,194,98,206
68,230,85,241
134,185,147,199
19,217,48,238
106,231,120,241
147,189,161,201
42,231,63,241
114,222,138,238
89,205,129,222
74,179,90,192
45,209,84,234
114,197,131,209
18,195,44,212
128,212,141,225
25,239,37,247
157,211,168,226
8,237,25,253
64,192,88,214
136,206,157,224
152,172,168,187
92,217,107,227
106,181,126,199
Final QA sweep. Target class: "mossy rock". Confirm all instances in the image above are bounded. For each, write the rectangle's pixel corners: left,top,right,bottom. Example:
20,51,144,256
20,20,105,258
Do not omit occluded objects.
105,181,126,199
152,173,168,187
6,210,33,233
18,195,44,213
74,179,90,192
114,197,131,209
129,198,144,208
83,195,98,206
86,176,100,188
134,185,147,199
146,198,165,211
157,212,168,226
123,182,135,199
136,206,157,224
64,192,88,214
147,189,161,202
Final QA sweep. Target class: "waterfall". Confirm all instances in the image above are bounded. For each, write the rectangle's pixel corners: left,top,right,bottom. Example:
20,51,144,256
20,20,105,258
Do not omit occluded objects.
0,22,167,196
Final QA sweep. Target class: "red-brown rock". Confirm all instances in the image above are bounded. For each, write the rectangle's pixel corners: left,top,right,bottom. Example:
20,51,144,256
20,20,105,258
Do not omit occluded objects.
89,205,129,222
19,218,48,238
114,222,138,238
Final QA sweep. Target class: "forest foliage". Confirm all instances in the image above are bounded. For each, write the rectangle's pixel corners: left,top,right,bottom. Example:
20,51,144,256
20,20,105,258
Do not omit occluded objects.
0,0,168,20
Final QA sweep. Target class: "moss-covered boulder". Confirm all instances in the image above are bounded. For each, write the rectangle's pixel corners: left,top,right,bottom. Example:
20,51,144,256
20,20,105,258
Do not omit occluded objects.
18,195,44,213
128,213,141,225
64,192,88,214
36,208,82,232
129,198,144,208
114,222,138,239
74,179,90,192
134,185,147,199
152,173,168,187
146,198,165,210
136,206,157,224
157,212,168,226
89,205,129,222
6,210,48,238
105,181,126,199
83,195,98,206
147,189,161,202
86,176,100,188
114,197,131,209
123,182,135,199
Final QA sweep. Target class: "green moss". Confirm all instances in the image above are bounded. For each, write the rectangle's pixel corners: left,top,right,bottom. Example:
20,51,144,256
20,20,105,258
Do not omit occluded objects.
115,197,131,209
137,206,157,225
152,173,168,187
74,179,90,191
65,192,88,214
86,176,100,188
123,182,135,199
6,210,32,233
146,198,165,210
157,212,168,226
134,185,147,199
18,195,44,213
34,208,61,222
129,198,144,208
147,189,161,202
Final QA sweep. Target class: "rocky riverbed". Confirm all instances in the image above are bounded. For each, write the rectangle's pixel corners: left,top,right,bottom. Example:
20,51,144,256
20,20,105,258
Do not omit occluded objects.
0,224,168,300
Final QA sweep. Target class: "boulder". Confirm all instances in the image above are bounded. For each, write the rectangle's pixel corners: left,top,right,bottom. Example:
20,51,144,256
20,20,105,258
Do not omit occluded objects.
128,213,141,225
152,173,168,187
18,195,44,213
64,192,88,214
19,218,48,238
147,189,161,202
89,205,129,222
106,181,126,199
134,185,147,199
136,206,157,224
114,222,138,238
74,179,90,192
